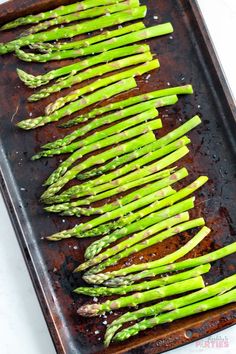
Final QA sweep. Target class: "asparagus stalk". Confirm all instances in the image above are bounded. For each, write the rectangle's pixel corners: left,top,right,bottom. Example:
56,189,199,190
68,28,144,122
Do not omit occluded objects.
29,22,146,53
74,264,210,296
68,116,200,187
83,176,207,261
32,109,160,159
59,166,185,218
71,186,175,219
43,95,177,150
29,52,153,102
42,131,154,200
17,43,149,88
45,172,185,242
83,226,211,284
43,119,162,188
21,0,140,36
77,277,205,317
44,140,189,203
42,144,189,201
104,242,236,287
56,185,175,218
16,23,173,63
78,213,191,271
0,0,125,30
107,274,236,345
0,7,147,54
113,289,236,343
17,78,137,130
45,170,174,213
62,85,193,128
45,59,160,114
47,195,194,243
83,218,205,275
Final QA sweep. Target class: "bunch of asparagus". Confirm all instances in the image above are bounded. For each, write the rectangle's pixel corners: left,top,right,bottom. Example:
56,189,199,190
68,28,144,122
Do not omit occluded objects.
1,0,235,349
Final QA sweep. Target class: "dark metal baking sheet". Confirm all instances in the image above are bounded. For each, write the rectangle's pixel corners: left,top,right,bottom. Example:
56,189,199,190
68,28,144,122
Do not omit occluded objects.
0,1,236,353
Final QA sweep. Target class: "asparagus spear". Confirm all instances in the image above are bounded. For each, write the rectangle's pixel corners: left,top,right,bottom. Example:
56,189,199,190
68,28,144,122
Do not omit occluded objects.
47,196,195,242
55,184,175,218
21,0,140,36
0,7,147,54
114,289,236,343
83,226,211,284
42,131,154,200
82,176,207,262
60,167,186,218
78,212,191,271
74,264,210,296
46,170,174,213
0,0,125,30
65,186,174,222
29,52,153,102
17,78,137,130
45,171,186,242
77,277,205,317
82,218,205,275
62,85,193,128
52,145,188,204
67,116,200,187
16,23,173,63
45,138,187,207
17,42,149,88
107,274,236,345
104,242,236,287
29,22,146,53
43,95,177,150
43,119,162,188
45,59,160,114
42,144,189,201
32,109,160,159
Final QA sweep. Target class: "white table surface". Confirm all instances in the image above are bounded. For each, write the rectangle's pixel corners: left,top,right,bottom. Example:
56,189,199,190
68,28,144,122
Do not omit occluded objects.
0,1,236,353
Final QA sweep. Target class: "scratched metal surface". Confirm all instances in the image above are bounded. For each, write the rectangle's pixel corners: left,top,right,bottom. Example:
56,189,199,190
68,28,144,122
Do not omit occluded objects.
0,1,236,353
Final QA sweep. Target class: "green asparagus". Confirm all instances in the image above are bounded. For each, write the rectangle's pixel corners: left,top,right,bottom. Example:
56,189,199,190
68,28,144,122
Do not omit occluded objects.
17,43,149,88
0,7,147,54
45,59,160,114
16,23,173,63
74,264,210,296
107,274,236,345
43,95,177,150
104,242,236,287
29,52,153,102
0,0,126,30
21,0,140,36
29,22,146,53
68,116,200,186
47,195,194,242
43,119,162,187
42,145,189,201
83,226,211,284
79,212,191,271
82,176,207,261
77,276,205,316
83,218,205,275
17,78,137,130
32,109,160,159
45,170,174,213
62,85,193,128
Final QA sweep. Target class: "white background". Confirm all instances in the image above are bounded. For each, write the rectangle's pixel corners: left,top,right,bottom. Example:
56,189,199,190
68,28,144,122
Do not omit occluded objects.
0,1,236,353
